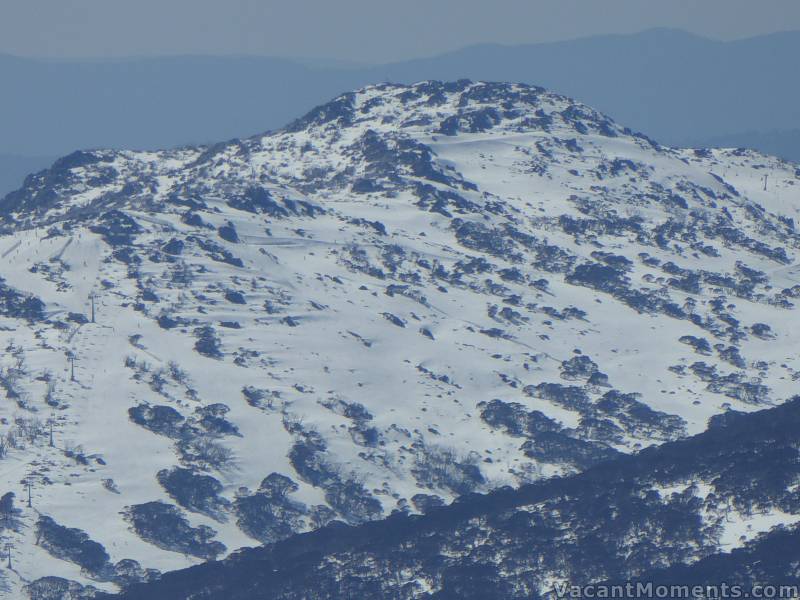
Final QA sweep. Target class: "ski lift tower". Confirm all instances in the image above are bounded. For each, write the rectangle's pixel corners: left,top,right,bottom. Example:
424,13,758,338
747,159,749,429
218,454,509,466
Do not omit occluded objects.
89,291,98,323
67,350,77,382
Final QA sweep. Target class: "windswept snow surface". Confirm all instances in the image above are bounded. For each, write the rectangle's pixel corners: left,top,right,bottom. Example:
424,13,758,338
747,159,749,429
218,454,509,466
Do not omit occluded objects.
1,80,800,596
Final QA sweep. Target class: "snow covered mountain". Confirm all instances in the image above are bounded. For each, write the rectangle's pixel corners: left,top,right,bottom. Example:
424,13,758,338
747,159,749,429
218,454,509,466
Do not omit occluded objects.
1,80,800,597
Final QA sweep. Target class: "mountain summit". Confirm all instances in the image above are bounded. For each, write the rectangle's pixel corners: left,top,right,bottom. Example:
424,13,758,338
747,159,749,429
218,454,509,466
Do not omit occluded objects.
1,80,800,597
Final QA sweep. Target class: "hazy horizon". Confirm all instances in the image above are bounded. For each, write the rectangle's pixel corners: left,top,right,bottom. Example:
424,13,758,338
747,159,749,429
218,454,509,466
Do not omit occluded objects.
1,26,798,64
2,0,800,62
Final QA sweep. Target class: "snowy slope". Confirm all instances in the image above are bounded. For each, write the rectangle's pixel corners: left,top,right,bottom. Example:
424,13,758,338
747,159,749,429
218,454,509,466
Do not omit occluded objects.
1,80,799,597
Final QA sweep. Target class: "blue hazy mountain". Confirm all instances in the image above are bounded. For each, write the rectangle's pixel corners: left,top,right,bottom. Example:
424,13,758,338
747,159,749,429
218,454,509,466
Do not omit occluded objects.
0,53,362,155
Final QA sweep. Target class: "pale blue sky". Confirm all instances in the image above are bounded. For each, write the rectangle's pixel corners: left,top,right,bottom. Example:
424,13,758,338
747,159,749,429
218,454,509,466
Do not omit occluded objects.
1,0,799,62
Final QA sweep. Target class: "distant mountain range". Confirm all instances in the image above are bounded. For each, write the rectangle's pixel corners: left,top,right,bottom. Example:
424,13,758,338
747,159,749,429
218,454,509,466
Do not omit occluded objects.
0,28,798,195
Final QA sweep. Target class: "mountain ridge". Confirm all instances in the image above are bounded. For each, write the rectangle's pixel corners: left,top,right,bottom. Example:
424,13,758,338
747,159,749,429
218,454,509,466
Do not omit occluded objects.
0,80,799,597
2,29,800,159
